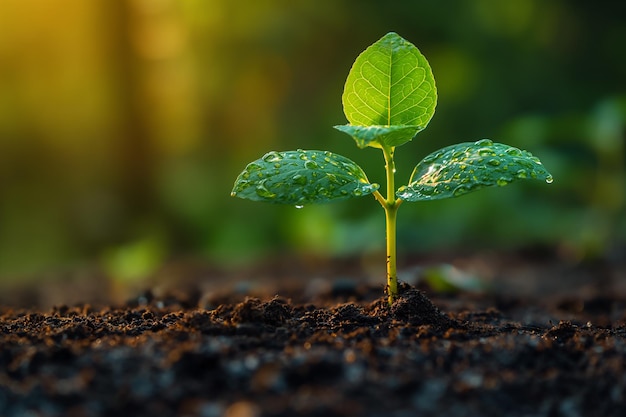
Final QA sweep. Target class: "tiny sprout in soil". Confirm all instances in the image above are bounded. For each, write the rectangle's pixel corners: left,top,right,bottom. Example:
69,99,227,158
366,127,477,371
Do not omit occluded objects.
232,32,553,306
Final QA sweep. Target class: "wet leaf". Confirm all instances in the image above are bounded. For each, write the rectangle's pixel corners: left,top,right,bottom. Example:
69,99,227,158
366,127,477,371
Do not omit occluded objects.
231,150,379,206
336,32,437,149
333,124,425,149
397,139,553,202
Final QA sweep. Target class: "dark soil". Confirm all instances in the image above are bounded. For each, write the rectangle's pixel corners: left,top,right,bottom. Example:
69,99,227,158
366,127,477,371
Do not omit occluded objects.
2,253,626,417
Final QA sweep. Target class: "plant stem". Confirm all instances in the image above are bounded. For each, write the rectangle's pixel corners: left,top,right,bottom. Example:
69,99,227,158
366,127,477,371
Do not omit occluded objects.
385,202,398,306
381,146,400,306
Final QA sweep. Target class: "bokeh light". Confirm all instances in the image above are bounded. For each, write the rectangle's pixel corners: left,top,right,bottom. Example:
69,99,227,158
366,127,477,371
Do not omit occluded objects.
0,0,624,299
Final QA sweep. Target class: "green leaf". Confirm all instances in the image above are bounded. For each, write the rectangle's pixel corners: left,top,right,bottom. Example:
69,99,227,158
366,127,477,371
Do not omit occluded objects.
397,139,553,202
333,124,424,149
338,32,437,148
231,150,379,206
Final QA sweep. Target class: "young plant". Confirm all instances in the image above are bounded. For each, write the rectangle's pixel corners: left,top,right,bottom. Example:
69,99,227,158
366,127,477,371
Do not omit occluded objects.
231,32,553,306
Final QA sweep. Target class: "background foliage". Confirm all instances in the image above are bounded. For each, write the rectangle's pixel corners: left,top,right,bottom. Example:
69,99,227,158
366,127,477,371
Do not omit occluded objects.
0,0,624,288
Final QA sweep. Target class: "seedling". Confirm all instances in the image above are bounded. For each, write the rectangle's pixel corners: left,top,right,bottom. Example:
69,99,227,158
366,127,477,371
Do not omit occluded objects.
231,32,552,306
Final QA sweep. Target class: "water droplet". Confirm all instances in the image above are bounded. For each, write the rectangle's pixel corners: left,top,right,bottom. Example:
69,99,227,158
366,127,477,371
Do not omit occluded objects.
255,184,276,199
292,175,307,185
545,175,553,184
352,188,363,196
475,139,493,147
496,177,510,187
478,148,497,157
263,151,283,162
274,163,281,169
505,148,522,157
295,205,304,209
487,159,501,166
516,169,527,179
304,160,318,170
326,173,340,184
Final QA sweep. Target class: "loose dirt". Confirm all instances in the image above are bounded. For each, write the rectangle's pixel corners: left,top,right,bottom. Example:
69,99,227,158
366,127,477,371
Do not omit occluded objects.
1,252,626,416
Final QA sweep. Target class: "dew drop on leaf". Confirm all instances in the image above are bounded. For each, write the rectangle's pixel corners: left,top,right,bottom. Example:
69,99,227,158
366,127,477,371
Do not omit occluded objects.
478,148,497,157
496,177,510,187
474,139,493,147
295,205,304,209
256,184,277,199
304,160,318,170
292,175,307,185
263,151,283,163
326,173,340,184
505,148,523,157
546,175,554,184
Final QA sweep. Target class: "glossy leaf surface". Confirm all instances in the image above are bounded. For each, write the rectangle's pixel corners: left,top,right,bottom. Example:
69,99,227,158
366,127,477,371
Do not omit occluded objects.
333,124,425,149
397,139,553,202
231,150,379,206
336,32,437,149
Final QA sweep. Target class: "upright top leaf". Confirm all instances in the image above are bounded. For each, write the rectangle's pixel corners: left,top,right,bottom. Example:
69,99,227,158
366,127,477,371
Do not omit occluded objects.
336,32,437,149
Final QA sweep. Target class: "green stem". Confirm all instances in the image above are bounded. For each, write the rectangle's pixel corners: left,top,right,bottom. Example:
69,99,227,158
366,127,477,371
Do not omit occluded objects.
385,203,398,306
381,146,400,306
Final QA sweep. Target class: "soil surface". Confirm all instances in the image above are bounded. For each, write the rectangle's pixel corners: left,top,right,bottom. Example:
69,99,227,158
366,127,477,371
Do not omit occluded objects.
1,251,626,417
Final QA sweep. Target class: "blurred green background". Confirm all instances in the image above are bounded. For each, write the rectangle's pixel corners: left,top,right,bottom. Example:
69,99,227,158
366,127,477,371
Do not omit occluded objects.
0,0,625,294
